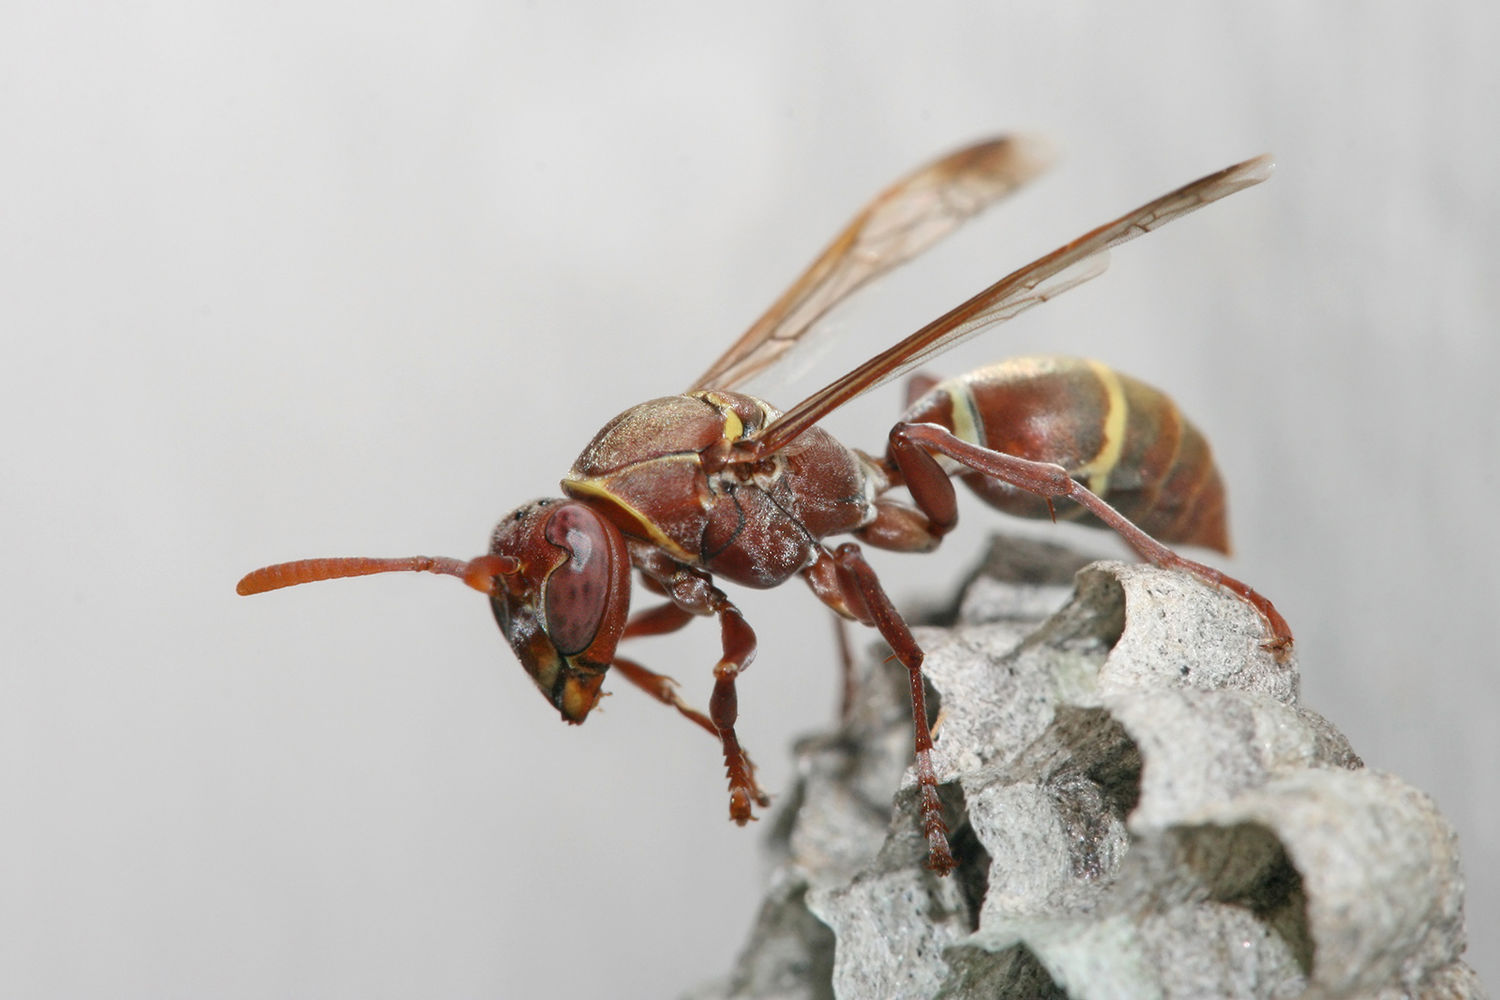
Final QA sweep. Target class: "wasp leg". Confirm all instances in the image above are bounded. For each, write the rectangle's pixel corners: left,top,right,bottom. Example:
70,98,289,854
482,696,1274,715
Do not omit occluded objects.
621,600,695,640
832,617,857,722
610,656,718,738
804,552,900,723
807,544,956,876
854,497,946,553
704,598,771,821
629,562,772,821
889,421,1293,655
611,646,769,816
615,601,717,730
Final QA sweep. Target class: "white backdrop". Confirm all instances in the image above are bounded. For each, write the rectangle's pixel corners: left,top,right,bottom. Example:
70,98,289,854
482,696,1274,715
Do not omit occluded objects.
4,3,1496,996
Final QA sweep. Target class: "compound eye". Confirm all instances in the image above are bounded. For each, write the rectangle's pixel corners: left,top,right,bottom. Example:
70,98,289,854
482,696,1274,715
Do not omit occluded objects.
541,503,616,656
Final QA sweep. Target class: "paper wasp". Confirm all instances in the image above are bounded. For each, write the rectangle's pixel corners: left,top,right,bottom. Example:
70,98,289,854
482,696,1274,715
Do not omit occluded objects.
239,137,1287,874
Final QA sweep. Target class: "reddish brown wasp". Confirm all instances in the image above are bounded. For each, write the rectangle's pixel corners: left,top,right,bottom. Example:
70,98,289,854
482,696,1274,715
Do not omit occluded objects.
239,137,1288,875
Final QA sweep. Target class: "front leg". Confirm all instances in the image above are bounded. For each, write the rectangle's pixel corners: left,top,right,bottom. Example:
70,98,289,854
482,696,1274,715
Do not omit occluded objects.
630,553,771,822
889,421,1293,654
610,656,718,741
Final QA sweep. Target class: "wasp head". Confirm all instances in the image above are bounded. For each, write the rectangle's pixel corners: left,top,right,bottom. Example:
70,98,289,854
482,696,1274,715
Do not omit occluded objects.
236,498,632,724
487,498,632,723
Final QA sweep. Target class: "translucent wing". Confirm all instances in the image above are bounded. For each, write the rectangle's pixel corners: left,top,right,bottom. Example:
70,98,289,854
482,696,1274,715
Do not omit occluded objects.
690,135,1056,392
748,155,1273,457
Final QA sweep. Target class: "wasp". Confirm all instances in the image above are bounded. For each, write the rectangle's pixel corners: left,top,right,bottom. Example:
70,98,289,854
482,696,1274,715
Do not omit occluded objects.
239,137,1288,875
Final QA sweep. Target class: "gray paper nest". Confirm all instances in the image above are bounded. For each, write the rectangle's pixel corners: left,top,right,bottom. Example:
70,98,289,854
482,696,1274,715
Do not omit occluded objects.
688,536,1485,1000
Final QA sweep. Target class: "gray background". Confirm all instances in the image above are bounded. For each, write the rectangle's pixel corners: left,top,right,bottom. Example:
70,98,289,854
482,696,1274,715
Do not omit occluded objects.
4,2,1495,996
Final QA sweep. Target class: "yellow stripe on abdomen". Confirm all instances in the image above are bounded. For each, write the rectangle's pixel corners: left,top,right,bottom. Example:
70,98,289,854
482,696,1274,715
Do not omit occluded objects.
1073,359,1128,496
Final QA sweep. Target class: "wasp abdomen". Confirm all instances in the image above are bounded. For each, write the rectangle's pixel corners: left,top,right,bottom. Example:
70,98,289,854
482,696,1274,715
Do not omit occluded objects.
899,356,1229,553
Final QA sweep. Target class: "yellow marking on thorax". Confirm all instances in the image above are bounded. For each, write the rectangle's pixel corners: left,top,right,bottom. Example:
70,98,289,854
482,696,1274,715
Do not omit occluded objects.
1073,359,1128,495
694,391,746,443
720,407,744,442
559,473,696,562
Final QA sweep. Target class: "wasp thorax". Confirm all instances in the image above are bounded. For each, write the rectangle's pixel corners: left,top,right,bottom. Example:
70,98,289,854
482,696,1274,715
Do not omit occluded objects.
486,498,631,723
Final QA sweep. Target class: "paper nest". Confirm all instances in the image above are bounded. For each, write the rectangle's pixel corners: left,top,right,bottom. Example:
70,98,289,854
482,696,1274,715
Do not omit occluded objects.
687,536,1485,1000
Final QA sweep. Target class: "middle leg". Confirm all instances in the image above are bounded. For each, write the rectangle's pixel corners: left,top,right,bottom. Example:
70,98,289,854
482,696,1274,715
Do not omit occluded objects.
805,544,956,875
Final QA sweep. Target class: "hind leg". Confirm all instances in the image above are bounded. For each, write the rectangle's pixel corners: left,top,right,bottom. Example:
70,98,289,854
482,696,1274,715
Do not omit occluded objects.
886,420,1292,654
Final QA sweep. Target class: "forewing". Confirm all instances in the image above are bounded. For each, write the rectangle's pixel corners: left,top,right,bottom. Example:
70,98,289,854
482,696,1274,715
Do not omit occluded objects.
750,154,1273,456
690,135,1056,392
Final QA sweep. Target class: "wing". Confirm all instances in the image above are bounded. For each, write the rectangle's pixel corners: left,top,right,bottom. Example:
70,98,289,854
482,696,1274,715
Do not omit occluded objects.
745,154,1273,458
689,135,1056,392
